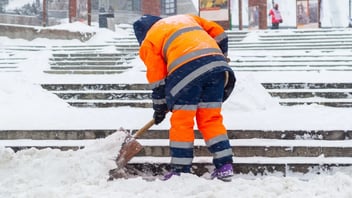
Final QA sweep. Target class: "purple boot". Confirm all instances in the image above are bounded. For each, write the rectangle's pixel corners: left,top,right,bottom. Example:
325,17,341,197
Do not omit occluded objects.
161,171,181,181
211,164,234,182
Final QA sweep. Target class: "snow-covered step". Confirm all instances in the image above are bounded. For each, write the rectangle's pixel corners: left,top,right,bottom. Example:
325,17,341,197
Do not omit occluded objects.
266,89,352,93
232,56,352,62
40,83,152,108
50,61,129,65
67,99,152,108
52,90,151,93
39,80,352,108
229,28,352,51
136,139,352,158
125,156,352,176
2,138,351,158
43,70,126,75
262,82,352,89
47,52,135,74
231,62,352,66
52,91,151,100
129,156,352,165
262,82,352,107
50,45,108,51
49,57,134,62
231,66,352,73
277,100,352,107
231,67,352,72
1,129,350,140
51,53,135,58
41,83,149,91
0,45,46,51
229,44,352,50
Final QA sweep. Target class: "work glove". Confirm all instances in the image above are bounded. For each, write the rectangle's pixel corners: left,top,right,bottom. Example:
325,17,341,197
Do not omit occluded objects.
153,110,167,125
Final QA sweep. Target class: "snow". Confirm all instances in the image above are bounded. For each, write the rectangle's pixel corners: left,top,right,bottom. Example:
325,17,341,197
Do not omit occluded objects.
1,12,352,198
1,131,352,197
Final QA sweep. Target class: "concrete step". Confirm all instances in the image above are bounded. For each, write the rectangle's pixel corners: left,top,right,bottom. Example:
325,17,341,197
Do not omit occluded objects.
51,53,135,58
49,57,134,62
136,139,352,157
123,158,352,176
231,66,352,72
1,129,350,140
229,43,352,50
259,32,352,39
278,101,352,107
114,46,140,53
262,82,352,107
67,100,152,108
49,66,132,70
259,36,352,42
50,45,108,51
230,62,352,68
43,70,125,75
262,82,352,89
4,140,351,159
52,91,151,100
50,62,129,66
232,56,352,62
41,83,150,91
2,133,351,156
40,82,352,108
268,90,352,99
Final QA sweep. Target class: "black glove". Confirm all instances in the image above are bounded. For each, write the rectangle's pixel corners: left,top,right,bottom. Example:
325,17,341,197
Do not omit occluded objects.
153,110,166,125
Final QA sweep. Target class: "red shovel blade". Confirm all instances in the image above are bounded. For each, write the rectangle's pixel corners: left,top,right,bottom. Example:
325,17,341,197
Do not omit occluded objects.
115,137,143,169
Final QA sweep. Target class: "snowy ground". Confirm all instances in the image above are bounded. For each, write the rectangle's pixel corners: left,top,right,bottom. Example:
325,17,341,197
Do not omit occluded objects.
1,131,352,198
1,22,352,197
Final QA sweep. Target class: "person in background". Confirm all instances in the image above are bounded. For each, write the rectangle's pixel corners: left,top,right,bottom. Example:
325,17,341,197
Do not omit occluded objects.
133,14,236,181
269,3,283,29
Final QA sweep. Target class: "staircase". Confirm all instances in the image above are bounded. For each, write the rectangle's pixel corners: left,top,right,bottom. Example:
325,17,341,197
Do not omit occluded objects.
228,28,352,108
1,27,352,176
0,45,45,72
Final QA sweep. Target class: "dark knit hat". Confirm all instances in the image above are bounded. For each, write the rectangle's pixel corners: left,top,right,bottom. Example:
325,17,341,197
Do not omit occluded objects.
133,15,162,45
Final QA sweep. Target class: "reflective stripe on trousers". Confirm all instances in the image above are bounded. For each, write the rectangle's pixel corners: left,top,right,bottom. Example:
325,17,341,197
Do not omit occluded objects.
169,71,233,169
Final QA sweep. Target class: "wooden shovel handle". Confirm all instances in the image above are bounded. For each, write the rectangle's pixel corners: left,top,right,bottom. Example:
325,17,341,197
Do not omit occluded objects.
133,119,155,139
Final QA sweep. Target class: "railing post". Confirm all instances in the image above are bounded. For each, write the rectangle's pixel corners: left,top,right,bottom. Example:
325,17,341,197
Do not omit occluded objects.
239,0,243,30
42,0,47,27
87,0,91,26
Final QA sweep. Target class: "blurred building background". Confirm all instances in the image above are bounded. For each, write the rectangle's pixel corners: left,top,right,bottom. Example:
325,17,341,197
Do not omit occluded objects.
0,0,351,29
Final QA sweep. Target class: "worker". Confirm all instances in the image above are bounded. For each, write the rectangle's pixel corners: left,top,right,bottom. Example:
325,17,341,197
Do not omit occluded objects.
133,14,236,181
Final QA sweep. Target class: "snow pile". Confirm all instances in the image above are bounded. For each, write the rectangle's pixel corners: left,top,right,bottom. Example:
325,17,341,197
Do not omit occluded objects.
0,131,352,197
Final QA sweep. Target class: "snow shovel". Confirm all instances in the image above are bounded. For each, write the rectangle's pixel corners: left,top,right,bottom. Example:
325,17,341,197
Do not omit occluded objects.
110,119,155,179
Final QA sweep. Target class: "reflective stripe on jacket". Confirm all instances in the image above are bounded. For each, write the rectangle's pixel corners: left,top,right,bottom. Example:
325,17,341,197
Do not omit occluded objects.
137,14,235,111
139,14,228,84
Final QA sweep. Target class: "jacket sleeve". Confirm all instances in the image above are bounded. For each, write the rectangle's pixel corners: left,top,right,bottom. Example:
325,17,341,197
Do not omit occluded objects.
139,40,167,83
191,15,228,56
139,40,168,112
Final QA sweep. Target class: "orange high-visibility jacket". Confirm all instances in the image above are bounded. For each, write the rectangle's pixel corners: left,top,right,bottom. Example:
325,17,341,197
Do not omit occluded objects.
139,14,228,84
